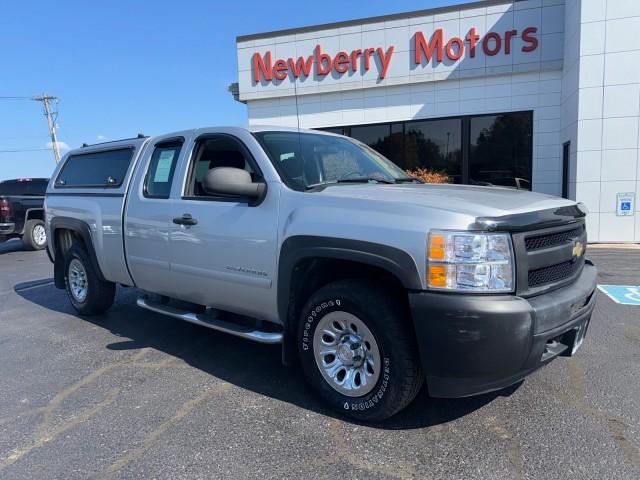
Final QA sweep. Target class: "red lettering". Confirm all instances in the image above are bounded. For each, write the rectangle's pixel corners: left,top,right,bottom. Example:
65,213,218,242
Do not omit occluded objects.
334,51,350,73
350,49,362,71
315,45,331,75
288,55,314,78
253,26,542,83
415,29,443,64
377,46,395,79
465,27,480,58
445,37,464,60
482,32,502,56
363,48,375,70
252,51,272,82
504,30,517,54
273,59,288,81
522,27,538,52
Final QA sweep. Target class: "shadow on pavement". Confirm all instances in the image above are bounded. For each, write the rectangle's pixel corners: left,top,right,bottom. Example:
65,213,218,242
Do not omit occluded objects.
0,238,29,255
14,281,515,430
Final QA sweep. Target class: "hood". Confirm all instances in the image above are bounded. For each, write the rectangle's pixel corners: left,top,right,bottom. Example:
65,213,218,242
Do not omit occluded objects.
312,183,575,218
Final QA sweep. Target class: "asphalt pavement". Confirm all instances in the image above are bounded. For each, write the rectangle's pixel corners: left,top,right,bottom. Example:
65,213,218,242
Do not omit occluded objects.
0,239,638,479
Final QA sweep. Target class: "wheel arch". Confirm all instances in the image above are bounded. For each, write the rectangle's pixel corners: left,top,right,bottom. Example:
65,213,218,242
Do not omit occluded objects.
50,216,106,289
25,208,44,222
278,235,422,365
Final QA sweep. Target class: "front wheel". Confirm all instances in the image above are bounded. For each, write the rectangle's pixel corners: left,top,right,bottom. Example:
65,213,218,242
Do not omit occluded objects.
298,279,423,421
64,244,115,315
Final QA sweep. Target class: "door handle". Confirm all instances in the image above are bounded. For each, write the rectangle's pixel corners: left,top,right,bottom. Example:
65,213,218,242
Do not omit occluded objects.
173,213,198,226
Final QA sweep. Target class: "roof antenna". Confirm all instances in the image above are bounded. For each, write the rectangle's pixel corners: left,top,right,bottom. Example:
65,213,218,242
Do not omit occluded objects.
293,72,305,186
293,75,301,133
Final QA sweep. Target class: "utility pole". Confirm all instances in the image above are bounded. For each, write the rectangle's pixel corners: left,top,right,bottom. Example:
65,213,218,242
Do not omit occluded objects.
32,92,61,163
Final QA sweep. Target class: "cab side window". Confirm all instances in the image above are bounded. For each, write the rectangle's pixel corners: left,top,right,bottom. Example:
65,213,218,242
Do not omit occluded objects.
186,136,257,198
55,148,133,188
144,140,183,199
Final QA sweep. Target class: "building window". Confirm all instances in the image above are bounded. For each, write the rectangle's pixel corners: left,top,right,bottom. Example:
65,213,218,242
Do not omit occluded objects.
322,127,345,135
319,110,532,189
469,112,533,190
350,124,392,160
404,118,462,183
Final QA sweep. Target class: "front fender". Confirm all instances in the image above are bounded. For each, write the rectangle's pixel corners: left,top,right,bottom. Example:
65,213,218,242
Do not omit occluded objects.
277,235,422,320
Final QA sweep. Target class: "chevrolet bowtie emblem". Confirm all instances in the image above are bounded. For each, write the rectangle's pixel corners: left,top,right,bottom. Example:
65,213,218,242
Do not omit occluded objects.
572,240,584,259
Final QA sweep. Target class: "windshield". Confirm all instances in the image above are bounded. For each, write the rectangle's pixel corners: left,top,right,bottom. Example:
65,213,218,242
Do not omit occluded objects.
254,131,414,190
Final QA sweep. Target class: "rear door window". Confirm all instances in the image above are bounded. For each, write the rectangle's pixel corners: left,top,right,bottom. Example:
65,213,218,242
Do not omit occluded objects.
144,140,183,199
55,148,134,188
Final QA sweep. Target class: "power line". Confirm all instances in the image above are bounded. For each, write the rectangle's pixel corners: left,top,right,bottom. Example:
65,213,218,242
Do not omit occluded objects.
0,148,51,153
0,93,63,163
0,135,50,140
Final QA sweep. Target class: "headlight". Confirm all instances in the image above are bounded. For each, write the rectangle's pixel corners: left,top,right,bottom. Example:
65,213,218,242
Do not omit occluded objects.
427,230,514,292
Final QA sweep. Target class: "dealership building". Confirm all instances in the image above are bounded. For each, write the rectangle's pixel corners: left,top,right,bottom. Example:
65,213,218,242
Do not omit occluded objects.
233,0,640,243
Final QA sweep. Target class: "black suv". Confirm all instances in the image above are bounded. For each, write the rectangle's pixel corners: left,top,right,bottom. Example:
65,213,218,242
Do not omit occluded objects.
0,178,49,250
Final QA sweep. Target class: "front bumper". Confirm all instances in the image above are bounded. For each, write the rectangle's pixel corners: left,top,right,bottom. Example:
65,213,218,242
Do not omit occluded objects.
409,260,597,398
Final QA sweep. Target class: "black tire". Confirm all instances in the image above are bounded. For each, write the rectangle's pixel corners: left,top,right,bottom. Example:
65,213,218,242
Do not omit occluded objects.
21,219,47,251
298,279,423,422
64,244,115,315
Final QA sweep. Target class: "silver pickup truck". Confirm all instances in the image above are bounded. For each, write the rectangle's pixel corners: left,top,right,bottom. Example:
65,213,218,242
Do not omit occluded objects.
45,126,597,421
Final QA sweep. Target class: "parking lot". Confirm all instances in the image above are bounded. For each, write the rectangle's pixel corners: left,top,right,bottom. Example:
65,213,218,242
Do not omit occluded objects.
0,240,638,479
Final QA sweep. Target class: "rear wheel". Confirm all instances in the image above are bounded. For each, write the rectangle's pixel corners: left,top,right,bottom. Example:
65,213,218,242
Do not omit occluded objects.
298,279,423,421
64,244,115,315
22,219,47,250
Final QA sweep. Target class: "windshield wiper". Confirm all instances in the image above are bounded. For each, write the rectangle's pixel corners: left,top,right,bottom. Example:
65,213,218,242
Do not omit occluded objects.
336,176,397,184
306,177,397,190
394,176,423,183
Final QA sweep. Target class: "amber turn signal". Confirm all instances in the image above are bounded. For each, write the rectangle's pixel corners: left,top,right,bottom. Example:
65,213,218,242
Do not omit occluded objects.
429,234,446,261
428,264,448,287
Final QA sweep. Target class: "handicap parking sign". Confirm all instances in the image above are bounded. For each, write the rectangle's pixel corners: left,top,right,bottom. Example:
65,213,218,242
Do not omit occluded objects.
598,285,640,306
616,192,634,216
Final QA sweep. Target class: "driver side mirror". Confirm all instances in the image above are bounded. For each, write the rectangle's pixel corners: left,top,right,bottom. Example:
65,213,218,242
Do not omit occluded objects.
203,167,266,205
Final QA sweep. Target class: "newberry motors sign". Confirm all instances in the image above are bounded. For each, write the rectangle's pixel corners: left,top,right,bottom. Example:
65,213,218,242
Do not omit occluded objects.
251,27,539,83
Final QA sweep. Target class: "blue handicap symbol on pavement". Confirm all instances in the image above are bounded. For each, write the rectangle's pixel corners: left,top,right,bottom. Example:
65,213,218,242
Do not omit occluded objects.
621,202,631,211
598,285,640,306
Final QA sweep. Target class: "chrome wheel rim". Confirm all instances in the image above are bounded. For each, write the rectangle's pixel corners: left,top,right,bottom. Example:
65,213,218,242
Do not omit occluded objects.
313,311,381,397
33,224,46,246
68,258,88,302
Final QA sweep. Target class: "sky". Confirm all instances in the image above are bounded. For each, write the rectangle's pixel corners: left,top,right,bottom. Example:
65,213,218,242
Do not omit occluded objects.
0,0,464,181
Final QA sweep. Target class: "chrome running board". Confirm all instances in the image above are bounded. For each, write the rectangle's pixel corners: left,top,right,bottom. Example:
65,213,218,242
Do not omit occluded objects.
136,296,283,344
